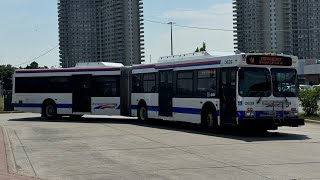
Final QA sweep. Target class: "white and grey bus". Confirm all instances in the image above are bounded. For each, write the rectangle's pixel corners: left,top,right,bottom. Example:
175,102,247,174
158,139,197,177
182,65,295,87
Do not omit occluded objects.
12,52,304,130
130,52,304,130
12,62,130,118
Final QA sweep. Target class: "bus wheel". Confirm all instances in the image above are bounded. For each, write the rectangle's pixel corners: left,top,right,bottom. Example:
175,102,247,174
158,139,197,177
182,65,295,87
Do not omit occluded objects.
202,109,217,130
138,105,148,121
43,103,57,119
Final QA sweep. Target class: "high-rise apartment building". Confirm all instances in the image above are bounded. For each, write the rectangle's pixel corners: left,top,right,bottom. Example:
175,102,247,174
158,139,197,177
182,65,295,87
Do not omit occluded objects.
233,0,293,55
58,0,144,68
292,0,320,59
233,0,320,59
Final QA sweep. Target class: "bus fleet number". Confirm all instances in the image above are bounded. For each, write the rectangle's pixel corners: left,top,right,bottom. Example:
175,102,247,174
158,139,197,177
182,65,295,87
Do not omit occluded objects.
224,60,233,64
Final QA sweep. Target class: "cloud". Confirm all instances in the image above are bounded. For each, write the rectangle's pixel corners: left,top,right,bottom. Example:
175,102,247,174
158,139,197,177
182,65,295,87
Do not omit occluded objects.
144,3,234,64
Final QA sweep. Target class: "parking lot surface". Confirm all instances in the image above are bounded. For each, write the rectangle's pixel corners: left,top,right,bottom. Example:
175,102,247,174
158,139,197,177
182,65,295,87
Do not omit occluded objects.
0,113,319,180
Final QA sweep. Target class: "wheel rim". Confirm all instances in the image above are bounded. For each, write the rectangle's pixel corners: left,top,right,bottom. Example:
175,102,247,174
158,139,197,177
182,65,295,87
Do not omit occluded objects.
139,107,147,121
46,105,55,118
206,112,214,127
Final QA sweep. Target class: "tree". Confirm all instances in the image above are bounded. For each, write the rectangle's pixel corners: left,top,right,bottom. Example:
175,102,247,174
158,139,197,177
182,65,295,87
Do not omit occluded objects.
24,61,48,69
0,65,16,90
195,42,207,52
299,87,320,116
26,61,39,69
200,42,206,52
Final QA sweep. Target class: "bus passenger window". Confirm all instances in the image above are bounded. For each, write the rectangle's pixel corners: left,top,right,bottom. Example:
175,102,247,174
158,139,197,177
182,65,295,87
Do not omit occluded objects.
197,69,217,98
94,76,119,97
177,71,194,97
132,75,142,93
143,73,156,93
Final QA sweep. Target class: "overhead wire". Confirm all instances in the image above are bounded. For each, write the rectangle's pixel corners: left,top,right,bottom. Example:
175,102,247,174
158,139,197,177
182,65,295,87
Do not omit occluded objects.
145,19,320,32
14,45,59,67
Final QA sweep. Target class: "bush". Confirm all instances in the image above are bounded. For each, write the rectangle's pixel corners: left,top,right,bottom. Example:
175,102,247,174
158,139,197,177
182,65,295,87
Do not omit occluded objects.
299,87,320,115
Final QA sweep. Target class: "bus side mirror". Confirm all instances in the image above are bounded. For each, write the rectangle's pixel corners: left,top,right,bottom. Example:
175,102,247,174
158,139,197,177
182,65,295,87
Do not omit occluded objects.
239,69,244,80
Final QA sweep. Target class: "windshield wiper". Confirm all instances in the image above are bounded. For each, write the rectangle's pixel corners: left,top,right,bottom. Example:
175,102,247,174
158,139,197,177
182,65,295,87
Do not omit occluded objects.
257,96,263,104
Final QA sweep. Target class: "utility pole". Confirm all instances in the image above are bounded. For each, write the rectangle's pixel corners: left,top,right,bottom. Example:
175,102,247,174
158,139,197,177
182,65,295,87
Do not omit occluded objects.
168,22,175,56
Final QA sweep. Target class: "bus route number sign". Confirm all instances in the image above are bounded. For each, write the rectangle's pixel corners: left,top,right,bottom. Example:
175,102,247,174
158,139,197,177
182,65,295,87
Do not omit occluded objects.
246,55,292,66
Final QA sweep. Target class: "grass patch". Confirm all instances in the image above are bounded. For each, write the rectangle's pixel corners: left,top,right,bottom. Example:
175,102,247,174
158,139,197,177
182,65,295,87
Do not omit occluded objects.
300,114,320,121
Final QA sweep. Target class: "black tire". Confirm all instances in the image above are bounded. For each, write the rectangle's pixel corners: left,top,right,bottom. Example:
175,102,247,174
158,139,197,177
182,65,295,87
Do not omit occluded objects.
202,109,217,130
137,105,148,121
70,115,83,119
43,102,57,119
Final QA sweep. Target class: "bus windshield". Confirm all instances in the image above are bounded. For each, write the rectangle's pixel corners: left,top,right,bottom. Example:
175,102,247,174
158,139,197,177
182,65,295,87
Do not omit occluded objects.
271,68,297,97
239,67,271,97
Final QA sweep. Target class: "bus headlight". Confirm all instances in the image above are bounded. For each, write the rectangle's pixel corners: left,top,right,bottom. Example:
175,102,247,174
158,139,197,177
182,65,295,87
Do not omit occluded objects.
289,111,298,117
245,111,255,118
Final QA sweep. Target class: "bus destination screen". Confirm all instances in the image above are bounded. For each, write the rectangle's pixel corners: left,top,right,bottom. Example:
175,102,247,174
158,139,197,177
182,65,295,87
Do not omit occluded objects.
246,55,293,66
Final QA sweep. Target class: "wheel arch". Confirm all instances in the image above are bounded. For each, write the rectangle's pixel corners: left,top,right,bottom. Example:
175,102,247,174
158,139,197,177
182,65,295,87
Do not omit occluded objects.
41,98,57,115
137,99,148,121
138,99,147,108
201,101,218,124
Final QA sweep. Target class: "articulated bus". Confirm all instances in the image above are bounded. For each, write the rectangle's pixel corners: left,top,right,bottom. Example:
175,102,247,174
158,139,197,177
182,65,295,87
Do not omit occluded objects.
12,52,304,130
130,52,304,130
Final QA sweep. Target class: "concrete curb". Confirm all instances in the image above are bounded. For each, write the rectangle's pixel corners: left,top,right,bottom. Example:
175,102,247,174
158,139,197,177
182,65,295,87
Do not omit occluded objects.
305,119,320,124
0,111,23,114
1,127,39,180
2,127,18,174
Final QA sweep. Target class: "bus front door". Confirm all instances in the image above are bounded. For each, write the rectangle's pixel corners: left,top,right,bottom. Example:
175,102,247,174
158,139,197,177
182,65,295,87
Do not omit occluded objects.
159,71,173,116
220,68,237,125
72,75,92,113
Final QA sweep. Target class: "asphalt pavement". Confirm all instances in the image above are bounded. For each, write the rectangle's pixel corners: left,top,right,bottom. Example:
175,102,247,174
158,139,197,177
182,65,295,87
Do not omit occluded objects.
0,113,319,180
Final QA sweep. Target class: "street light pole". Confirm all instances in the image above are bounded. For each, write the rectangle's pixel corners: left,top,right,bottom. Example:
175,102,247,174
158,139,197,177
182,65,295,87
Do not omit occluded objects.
168,22,175,56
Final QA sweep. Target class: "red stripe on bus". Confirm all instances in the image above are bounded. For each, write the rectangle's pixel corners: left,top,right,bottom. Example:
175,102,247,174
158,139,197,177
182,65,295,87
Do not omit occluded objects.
16,68,121,74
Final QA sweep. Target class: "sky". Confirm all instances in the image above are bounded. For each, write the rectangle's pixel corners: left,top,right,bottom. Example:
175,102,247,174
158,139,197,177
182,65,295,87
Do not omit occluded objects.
0,0,233,67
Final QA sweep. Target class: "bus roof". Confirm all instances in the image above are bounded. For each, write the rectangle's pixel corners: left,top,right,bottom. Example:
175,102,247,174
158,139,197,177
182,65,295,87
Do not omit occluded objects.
15,62,123,75
132,52,298,72
158,51,236,63
75,62,123,68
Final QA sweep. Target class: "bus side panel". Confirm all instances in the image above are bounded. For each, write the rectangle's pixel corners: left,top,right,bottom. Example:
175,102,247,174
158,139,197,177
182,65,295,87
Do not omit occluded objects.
172,98,220,124
131,93,159,118
12,93,73,115
91,97,121,115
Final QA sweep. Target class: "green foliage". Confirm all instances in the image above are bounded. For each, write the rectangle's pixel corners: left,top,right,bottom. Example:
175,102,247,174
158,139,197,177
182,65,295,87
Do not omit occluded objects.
299,87,320,116
25,61,39,69
25,61,48,69
200,42,206,52
0,65,16,90
300,114,320,121
195,42,207,52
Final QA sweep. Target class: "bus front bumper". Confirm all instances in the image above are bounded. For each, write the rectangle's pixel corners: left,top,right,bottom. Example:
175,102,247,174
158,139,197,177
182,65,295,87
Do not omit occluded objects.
238,118,305,130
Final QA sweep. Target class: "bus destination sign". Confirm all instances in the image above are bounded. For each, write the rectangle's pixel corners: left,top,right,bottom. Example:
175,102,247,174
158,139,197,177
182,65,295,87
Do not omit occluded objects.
246,55,292,66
